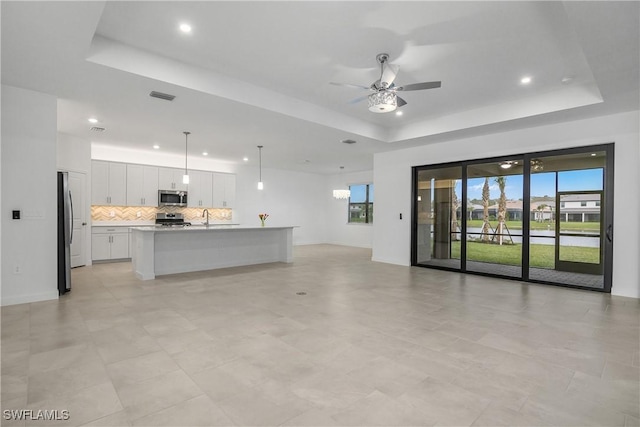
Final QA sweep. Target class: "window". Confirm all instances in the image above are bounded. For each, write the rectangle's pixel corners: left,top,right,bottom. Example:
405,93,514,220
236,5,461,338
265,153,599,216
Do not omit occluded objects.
581,201,587,207
348,184,374,224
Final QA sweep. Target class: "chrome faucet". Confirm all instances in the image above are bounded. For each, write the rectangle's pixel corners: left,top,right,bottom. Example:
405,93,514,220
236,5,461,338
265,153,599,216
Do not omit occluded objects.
202,209,210,226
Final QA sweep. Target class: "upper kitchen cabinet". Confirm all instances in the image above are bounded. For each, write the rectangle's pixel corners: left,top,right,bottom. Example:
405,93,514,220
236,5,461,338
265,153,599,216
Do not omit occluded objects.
126,164,159,207
212,173,236,208
187,170,213,208
158,167,188,192
91,161,126,205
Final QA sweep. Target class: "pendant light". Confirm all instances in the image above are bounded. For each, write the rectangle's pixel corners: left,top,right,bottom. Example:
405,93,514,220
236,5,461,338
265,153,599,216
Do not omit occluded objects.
182,131,190,185
257,145,264,190
332,166,351,199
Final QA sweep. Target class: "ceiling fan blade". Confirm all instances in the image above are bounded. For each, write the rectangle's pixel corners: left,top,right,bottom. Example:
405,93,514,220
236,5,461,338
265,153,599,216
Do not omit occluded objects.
380,63,399,88
348,94,371,105
329,82,371,90
396,96,407,107
395,81,441,91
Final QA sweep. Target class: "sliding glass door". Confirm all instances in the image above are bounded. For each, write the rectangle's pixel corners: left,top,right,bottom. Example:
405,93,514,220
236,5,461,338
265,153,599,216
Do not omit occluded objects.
412,144,613,292
465,159,523,279
413,166,462,269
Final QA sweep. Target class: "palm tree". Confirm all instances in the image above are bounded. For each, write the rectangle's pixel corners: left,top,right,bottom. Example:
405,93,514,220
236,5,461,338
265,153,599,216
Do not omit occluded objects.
451,180,459,240
536,203,548,222
482,177,490,242
495,176,507,245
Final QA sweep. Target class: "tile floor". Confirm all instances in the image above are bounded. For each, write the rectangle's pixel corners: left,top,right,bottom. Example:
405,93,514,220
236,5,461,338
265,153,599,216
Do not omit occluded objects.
1,244,639,426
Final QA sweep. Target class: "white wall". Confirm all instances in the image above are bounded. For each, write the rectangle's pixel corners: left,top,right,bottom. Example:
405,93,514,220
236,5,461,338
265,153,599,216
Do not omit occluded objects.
234,165,328,246
326,170,374,248
57,132,93,266
373,111,640,298
1,85,59,305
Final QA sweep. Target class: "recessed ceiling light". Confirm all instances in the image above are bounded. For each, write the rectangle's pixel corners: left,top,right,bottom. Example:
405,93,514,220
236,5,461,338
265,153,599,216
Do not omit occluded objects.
520,76,532,85
179,23,192,33
153,144,160,149
591,153,597,156
202,152,208,156
561,76,574,85
88,117,98,123
396,111,403,116
243,157,249,162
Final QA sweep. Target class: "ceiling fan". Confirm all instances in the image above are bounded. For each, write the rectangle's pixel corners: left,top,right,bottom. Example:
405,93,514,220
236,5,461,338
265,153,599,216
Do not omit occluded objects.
330,53,441,113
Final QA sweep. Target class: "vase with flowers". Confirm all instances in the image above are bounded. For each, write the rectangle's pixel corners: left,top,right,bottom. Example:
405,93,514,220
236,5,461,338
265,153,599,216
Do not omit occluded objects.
258,213,269,227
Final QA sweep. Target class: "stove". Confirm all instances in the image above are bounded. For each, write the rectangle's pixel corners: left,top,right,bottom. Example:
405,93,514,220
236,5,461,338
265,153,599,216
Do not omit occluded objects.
155,213,191,227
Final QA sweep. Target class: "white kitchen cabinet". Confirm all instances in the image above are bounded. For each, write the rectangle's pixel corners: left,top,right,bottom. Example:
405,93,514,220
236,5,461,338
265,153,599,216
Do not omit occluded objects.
92,227,130,261
158,167,187,192
91,161,127,205
212,173,236,208
187,170,213,208
126,164,159,206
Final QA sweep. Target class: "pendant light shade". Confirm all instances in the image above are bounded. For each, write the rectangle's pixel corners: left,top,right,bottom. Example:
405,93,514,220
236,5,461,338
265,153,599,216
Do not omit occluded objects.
332,166,351,199
257,145,264,190
182,131,190,184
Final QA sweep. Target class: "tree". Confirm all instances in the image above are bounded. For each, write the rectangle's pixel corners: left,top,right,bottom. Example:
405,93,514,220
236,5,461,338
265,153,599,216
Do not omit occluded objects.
481,177,490,242
495,176,507,244
536,203,548,222
451,180,459,239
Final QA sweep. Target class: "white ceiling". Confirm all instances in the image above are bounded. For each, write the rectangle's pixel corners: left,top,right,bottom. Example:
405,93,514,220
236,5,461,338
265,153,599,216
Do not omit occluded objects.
2,1,638,174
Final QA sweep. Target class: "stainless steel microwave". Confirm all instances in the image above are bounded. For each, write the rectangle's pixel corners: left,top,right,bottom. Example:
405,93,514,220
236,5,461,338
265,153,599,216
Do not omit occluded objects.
158,190,188,207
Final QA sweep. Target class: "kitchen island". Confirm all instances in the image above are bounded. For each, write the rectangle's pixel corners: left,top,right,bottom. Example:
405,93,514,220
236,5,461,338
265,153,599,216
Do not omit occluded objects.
130,225,295,280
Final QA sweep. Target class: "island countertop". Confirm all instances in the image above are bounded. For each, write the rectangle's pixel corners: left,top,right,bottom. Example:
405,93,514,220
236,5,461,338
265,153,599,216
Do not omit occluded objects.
130,225,296,280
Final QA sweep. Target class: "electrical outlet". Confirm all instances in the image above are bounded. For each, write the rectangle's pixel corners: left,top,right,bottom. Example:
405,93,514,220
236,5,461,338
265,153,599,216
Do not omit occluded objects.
109,210,115,217
136,211,141,218
13,264,20,274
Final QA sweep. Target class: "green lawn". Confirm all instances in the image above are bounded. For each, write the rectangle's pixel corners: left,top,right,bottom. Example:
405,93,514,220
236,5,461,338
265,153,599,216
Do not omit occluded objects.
463,220,600,232
451,241,600,268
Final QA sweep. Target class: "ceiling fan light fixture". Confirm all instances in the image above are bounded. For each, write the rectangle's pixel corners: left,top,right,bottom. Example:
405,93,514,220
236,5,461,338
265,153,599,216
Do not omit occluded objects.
368,91,397,113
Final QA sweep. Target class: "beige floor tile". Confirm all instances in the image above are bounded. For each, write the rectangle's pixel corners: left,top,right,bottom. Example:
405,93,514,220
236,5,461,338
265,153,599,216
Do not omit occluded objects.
2,245,638,427
291,368,376,410
344,355,429,397
216,389,308,426
471,401,552,426
130,395,232,426
493,353,576,392
106,351,180,388
152,329,215,355
91,325,161,364
440,337,513,368
26,358,111,404
116,370,203,421
281,407,341,426
170,341,239,375
520,388,627,426
331,390,436,426
188,365,253,402
396,377,491,426
567,371,640,418
603,360,640,382
79,411,131,427
626,414,640,427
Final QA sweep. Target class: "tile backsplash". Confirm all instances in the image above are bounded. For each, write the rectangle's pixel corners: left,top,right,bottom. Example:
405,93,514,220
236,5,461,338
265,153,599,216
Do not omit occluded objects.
92,206,232,222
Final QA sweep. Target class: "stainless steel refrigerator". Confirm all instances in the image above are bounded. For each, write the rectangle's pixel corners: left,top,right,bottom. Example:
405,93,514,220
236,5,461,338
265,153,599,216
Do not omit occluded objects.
57,171,73,295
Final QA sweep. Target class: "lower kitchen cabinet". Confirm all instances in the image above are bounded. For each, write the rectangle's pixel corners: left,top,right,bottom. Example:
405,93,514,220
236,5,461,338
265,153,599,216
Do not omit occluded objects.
92,227,130,261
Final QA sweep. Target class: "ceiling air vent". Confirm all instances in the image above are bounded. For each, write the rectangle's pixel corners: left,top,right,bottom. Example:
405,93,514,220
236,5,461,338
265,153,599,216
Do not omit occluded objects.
149,91,176,101
341,139,357,144
90,126,106,132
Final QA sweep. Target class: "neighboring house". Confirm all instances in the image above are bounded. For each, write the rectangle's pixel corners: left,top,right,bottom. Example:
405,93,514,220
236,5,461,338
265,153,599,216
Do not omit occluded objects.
559,194,601,222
